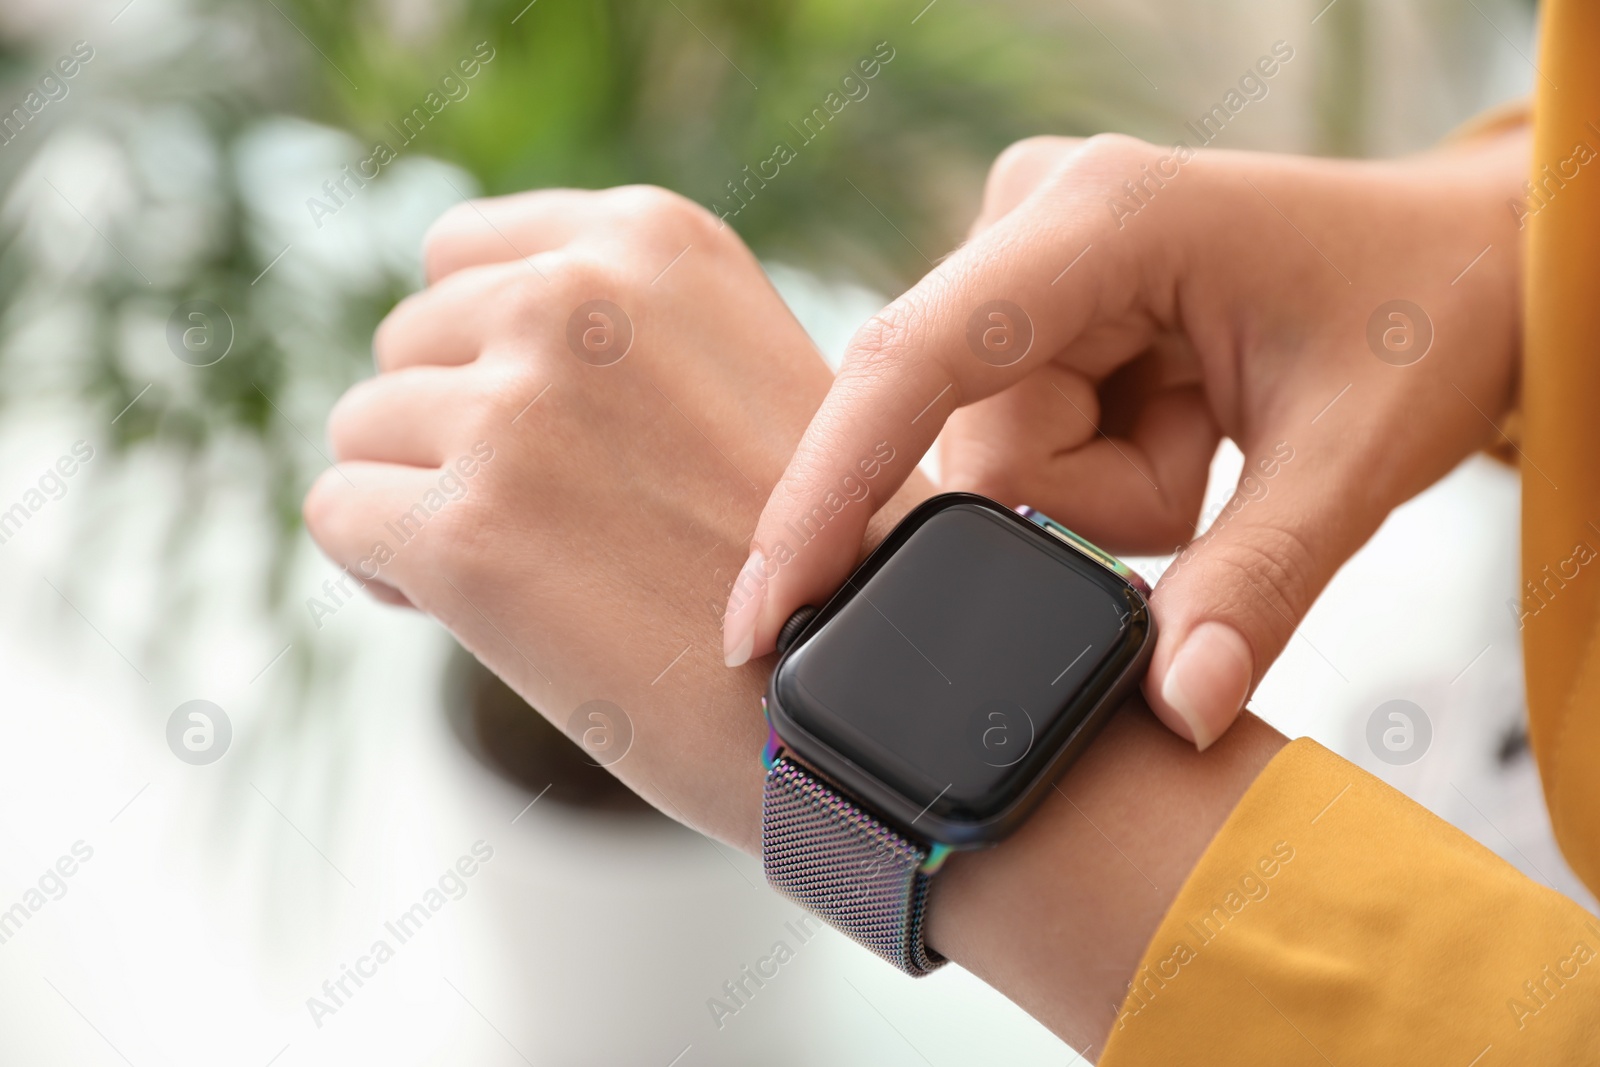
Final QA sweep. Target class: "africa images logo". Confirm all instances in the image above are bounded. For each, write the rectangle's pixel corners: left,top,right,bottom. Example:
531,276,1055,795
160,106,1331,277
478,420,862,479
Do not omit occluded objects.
305,841,495,1029
707,42,896,223
166,700,232,765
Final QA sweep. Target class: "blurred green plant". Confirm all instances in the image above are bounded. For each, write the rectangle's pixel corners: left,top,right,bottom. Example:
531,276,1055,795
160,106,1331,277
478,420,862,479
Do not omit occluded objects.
288,0,1147,284
0,0,1528,686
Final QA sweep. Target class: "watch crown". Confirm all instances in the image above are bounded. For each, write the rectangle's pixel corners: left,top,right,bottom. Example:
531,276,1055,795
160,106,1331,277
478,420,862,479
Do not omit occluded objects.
776,605,819,656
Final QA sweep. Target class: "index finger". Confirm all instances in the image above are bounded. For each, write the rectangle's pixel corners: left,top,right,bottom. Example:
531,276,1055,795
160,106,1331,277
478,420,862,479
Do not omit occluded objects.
722,134,1166,666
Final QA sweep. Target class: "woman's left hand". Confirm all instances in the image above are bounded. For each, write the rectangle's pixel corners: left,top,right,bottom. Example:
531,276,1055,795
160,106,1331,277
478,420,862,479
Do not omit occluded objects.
303,185,933,849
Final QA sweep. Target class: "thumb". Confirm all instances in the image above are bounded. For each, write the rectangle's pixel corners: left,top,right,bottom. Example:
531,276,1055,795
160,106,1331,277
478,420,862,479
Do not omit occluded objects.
1143,440,1371,750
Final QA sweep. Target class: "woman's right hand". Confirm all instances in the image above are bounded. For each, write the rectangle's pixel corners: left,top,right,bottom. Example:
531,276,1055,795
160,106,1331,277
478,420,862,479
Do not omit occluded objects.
730,124,1530,749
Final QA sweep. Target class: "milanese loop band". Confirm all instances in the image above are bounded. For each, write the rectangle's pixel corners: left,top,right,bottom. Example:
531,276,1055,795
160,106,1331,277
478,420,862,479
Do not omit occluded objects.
762,756,946,976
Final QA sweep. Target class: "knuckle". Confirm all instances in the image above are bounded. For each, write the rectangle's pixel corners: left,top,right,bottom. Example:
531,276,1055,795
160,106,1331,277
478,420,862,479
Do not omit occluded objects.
420,201,481,280
605,184,720,244
839,297,952,398
492,265,555,326
323,382,372,460
606,183,681,216
991,135,1073,177
301,468,346,544
1035,132,1158,201
371,309,406,370
467,259,561,342
1203,523,1319,631
543,249,626,308
1072,132,1155,170
984,136,1077,208
844,307,919,376
372,287,435,367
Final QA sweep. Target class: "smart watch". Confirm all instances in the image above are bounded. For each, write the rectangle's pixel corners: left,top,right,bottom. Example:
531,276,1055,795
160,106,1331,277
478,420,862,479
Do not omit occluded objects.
759,492,1155,975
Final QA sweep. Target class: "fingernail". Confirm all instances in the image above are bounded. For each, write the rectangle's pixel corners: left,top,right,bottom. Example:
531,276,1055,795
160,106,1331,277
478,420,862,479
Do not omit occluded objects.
723,549,767,668
1159,621,1253,752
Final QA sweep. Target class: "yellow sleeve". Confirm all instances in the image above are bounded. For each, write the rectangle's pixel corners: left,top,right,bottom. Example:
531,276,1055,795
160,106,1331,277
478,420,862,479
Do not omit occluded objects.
1521,0,1600,895
1101,740,1600,1064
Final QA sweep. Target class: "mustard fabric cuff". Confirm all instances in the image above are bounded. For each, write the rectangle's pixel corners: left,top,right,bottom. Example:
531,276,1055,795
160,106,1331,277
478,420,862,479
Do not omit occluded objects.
1101,738,1600,1065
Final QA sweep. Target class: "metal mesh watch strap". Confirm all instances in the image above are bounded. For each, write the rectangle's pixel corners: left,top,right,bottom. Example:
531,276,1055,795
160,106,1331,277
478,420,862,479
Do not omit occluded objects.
761,755,947,976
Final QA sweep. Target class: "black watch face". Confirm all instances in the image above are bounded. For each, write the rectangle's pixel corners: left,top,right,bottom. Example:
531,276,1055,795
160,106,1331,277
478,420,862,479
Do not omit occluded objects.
771,495,1147,835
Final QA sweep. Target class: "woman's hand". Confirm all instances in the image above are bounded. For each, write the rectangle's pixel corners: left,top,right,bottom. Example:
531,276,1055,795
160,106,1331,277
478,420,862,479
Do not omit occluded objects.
301,183,1288,1052
730,128,1529,749
302,184,933,849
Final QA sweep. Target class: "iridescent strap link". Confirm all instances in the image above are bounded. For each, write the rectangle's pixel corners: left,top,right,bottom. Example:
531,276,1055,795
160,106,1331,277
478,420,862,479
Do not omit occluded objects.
1016,504,1153,596
761,756,946,976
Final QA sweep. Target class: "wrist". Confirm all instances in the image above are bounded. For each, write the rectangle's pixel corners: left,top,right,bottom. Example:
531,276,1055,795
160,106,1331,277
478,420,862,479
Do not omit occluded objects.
929,701,1284,1050
638,470,945,854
